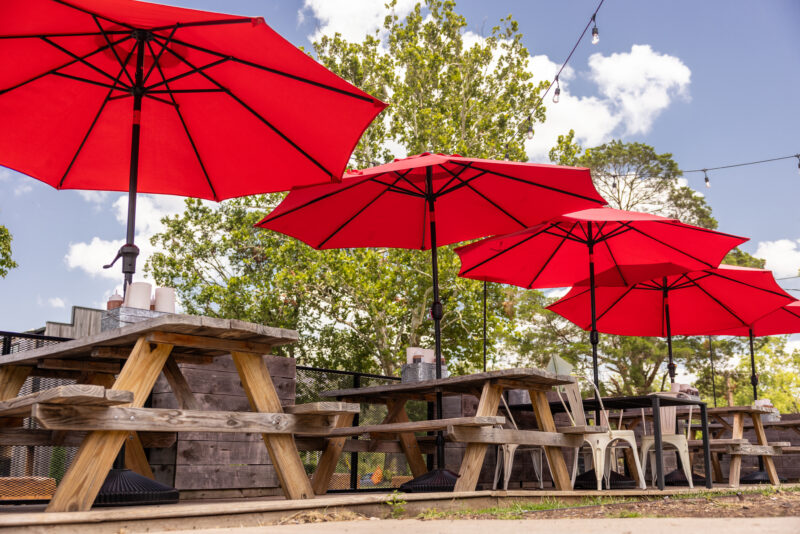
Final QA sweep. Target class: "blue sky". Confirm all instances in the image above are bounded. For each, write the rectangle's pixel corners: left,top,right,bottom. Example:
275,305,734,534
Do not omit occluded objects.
1,0,799,336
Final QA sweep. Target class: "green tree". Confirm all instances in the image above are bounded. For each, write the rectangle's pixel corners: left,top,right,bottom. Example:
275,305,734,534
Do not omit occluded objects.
148,1,547,375
0,223,17,278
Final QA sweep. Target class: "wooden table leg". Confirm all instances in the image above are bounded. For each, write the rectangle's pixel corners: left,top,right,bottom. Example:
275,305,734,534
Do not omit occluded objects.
231,351,314,500
0,366,32,478
46,337,173,512
727,413,744,488
454,381,503,492
529,389,572,490
750,413,780,485
386,399,427,479
311,412,355,495
84,372,155,480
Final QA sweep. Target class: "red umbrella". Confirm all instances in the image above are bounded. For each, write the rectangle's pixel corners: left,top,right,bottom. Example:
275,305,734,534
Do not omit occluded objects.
0,0,386,285
257,152,605,470
547,265,794,382
455,207,746,387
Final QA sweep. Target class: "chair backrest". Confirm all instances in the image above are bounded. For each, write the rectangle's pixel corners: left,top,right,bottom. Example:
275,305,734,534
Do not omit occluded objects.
499,394,519,430
559,380,589,427
640,404,693,436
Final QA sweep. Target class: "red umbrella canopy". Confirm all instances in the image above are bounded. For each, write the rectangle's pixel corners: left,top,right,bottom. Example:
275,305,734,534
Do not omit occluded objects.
0,0,386,199
455,207,747,288
256,153,605,249
712,300,800,337
548,265,795,337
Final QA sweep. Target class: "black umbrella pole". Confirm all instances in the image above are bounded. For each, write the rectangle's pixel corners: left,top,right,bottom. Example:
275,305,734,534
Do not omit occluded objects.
483,281,487,372
426,166,445,470
708,336,718,407
749,329,758,401
664,280,676,383
588,234,601,424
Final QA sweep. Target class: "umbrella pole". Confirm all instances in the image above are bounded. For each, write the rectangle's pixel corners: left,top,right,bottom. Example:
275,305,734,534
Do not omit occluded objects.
749,328,758,402
425,166,446,470
708,336,718,407
483,281,487,372
664,279,676,383
587,224,601,423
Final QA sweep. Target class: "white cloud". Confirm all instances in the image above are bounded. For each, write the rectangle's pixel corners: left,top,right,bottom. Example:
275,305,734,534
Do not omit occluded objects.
755,238,800,278
301,0,417,42
47,297,66,309
65,194,189,284
526,45,691,161
78,190,111,203
14,183,32,196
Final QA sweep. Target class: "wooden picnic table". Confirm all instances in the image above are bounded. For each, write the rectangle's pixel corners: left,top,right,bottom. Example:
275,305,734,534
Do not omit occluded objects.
323,368,580,492
0,314,337,511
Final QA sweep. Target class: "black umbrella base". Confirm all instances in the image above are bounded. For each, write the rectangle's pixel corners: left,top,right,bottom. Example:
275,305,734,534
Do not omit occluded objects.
740,470,786,484
573,469,637,490
398,469,459,493
663,468,706,486
93,468,179,507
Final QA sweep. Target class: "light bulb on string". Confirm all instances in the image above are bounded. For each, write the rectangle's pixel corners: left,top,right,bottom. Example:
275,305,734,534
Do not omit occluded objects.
704,170,711,188
526,115,534,140
552,77,560,104
591,15,599,45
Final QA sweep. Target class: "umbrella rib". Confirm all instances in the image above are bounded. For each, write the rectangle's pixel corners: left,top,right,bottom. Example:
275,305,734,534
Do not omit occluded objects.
451,172,528,229
449,162,606,204
685,278,749,327
651,219,745,240
142,26,178,86
0,31,129,40
593,222,628,286
460,224,552,276
58,46,138,188
622,223,718,268
393,174,426,196
148,88,226,94
704,270,794,299
145,57,230,91
50,71,128,92
317,175,404,249
600,236,628,286
526,223,575,289
40,36,129,89
158,44,335,179
92,15,134,87
150,33,378,104
147,40,218,200
595,284,639,324
52,0,136,30
0,35,132,96
147,18,256,33
434,162,474,196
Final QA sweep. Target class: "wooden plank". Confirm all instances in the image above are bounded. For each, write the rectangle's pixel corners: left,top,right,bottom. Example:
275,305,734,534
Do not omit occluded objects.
325,368,574,402
148,331,274,356
707,405,772,415
311,412,355,495
0,315,297,367
454,381,503,492
317,416,505,438
37,359,120,374
447,426,583,447
231,350,314,500
727,412,744,488
92,347,214,366
33,405,334,434
556,425,607,434
688,438,748,447
750,412,780,484
284,402,360,415
46,337,173,513
530,388,572,490
727,444,782,456
174,464,278,490
0,366,32,401
162,355,202,411
386,399,427,478
0,385,132,417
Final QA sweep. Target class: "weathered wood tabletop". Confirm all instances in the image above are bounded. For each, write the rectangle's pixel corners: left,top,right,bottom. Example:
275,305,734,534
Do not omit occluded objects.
323,368,577,493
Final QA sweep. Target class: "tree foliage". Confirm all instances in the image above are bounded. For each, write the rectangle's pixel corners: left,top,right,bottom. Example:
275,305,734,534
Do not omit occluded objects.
0,222,17,278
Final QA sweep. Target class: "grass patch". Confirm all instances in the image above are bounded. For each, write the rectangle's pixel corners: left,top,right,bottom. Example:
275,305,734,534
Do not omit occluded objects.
418,498,570,520
606,510,646,518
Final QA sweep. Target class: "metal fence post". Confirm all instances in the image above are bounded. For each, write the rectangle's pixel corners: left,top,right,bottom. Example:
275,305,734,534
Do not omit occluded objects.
349,373,361,491
1,334,10,355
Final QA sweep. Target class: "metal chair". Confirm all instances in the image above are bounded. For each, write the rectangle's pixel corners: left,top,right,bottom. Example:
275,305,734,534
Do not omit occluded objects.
639,405,694,488
492,395,544,490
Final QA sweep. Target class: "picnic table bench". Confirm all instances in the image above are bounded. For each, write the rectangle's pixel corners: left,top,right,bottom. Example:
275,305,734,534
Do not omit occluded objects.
0,315,358,511
322,368,581,493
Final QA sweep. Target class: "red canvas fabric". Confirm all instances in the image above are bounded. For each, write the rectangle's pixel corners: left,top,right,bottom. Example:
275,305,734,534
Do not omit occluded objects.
256,153,605,249
0,0,386,199
548,265,795,336
455,207,746,288
713,300,800,336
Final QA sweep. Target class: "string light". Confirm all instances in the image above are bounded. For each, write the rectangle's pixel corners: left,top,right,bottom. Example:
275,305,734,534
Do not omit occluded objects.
526,115,534,140
591,15,599,44
796,154,800,175
552,77,561,103
703,170,710,188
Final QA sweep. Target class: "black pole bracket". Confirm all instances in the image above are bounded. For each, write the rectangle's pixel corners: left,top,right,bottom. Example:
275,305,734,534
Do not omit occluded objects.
104,243,139,275
589,330,599,345
430,301,443,321
750,374,759,387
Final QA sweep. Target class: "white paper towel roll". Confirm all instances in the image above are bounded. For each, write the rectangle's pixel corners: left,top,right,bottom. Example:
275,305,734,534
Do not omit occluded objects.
154,287,176,313
125,282,152,310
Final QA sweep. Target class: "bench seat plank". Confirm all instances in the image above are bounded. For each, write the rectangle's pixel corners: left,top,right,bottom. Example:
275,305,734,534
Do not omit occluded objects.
304,416,505,438
284,402,360,415
448,426,583,447
0,385,132,418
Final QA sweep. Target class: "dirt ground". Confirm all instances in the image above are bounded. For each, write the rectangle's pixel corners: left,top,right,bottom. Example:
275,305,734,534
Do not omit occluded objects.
466,491,800,519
